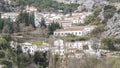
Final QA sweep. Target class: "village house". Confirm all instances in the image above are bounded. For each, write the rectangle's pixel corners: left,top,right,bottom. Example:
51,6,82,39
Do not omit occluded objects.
21,42,37,55
38,46,49,52
38,42,49,52
64,12,92,24
10,39,102,58
53,39,94,57
24,5,37,13
1,12,19,22
53,39,65,56
10,41,18,49
54,26,95,36
34,11,92,27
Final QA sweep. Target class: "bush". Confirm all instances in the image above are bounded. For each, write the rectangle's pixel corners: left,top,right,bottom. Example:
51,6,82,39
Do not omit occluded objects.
84,15,101,25
0,51,5,58
0,35,9,50
64,36,89,42
114,38,120,44
1,60,12,68
102,37,116,50
32,41,42,46
104,5,116,21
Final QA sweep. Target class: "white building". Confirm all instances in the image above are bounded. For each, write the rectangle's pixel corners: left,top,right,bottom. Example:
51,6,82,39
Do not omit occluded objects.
34,12,92,28
1,12,19,22
21,42,37,55
24,5,37,13
10,41,17,49
53,39,93,57
38,46,49,52
38,42,49,52
54,26,95,36
53,39,65,56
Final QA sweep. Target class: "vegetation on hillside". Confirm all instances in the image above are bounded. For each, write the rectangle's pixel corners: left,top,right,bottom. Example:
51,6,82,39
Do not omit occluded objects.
13,0,79,12
47,22,62,35
0,11,35,34
85,5,117,25
109,0,120,2
102,37,120,50
103,5,117,22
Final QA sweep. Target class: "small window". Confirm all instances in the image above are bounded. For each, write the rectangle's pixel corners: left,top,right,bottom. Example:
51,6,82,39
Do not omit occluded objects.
76,32,77,35
79,32,81,34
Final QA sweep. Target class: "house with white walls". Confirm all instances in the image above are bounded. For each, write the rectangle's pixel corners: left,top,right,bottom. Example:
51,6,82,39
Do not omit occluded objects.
10,41,18,49
38,42,49,52
54,26,95,36
53,39,65,56
53,39,94,57
1,12,19,22
24,5,37,13
34,12,92,28
21,42,37,55
38,46,49,52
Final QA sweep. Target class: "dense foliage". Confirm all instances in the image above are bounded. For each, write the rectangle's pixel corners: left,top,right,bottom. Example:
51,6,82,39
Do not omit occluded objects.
64,35,89,42
48,22,61,35
103,5,116,21
17,12,35,28
34,51,48,68
13,0,79,12
84,15,101,25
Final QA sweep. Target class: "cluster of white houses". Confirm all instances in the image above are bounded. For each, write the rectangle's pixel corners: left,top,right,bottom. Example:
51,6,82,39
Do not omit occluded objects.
34,11,92,27
6,6,103,58
10,38,102,58
0,6,92,28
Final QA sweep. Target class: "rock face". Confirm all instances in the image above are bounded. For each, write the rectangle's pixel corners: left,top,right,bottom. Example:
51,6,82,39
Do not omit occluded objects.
104,13,120,38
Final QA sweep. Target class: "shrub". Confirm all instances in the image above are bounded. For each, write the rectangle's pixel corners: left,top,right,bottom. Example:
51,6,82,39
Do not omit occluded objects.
104,5,116,21
0,51,5,58
84,15,101,25
1,60,12,68
102,37,116,50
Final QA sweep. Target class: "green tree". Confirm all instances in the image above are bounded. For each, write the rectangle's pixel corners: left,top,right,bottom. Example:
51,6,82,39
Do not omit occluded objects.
0,18,4,32
102,37,116,50
17,12,35,28
0,51,5,58
0,36,9,50
1,60,13,68
33,51,48,68
85,15,101,25
40,18,47,29
2,18,14,33
48,22,61,35
104,5,116,21
17,53,31,68
29,12,35,28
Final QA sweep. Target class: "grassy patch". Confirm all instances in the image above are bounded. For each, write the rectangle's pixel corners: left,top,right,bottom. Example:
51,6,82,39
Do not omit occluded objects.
32,41,42,46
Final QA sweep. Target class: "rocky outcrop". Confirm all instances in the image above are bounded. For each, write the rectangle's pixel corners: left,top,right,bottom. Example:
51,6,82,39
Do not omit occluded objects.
103,13,120,38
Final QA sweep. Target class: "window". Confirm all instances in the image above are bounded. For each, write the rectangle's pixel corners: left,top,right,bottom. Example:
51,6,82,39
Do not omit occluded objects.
24,47,28,49
58,33,60,35
70,44,72,47
79,32,81,34
61,33,64,35
76,32,77,35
